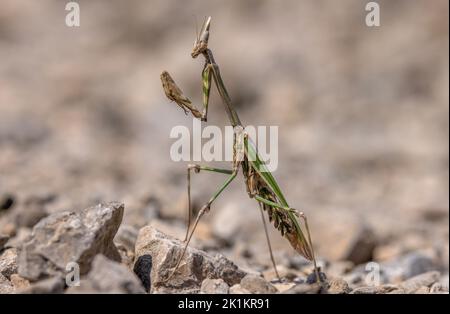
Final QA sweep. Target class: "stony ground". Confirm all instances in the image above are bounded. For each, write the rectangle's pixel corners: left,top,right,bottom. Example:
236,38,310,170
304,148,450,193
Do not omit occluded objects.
0,1,449,294
0,201,447,294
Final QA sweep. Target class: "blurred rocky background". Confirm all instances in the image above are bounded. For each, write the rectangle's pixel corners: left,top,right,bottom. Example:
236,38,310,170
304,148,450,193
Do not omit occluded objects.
0,0,448,293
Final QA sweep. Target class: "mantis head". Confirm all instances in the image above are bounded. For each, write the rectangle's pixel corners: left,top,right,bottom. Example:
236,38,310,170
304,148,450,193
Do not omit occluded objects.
191,16,211,58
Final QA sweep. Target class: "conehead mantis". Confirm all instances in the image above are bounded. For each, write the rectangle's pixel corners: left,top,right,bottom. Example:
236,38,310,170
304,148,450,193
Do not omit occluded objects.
161,16,321,283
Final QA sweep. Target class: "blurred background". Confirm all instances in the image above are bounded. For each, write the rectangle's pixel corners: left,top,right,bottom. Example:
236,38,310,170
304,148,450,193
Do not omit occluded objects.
0,0,448,273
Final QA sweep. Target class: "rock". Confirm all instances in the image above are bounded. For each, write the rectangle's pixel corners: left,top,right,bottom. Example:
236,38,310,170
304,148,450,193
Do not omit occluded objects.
326,278,352,294
19,276,65,294
10,274,30,290
0,248,18,279
400,252,436,279
0,234,9,250
380,284,405,294
240,274,277,294
350,285,404,294
229,284,250,294
0,273,14,294
306,270,327,284
283,283,321,294
399,271,440,293
350,286,380,294
114,224,139,252
382,252,437,283
344,226,377,265
67,255,145,294
201,278,229,294
115,224,138,269
18,202,124,281
133,254,153,292
342,270,365,287
0,223,16,237
430,282,448,293
272,282,296,293
318,214,377,265
134,226,246,293
4,228,31,248
117,244,134,269
414,286,430,294
439,274,449,291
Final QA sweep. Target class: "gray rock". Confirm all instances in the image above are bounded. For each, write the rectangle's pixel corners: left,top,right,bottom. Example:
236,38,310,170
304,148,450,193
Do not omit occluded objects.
342,271,365,287
201,278,229,294
326,278,352,294
429,282,448,293
18,202,124,281
67,255,145,294
0,273,14,294
350,284,404,294
20,276,65,294
0,248,18,279
306,270,327,284
343,226,377,265
283,283,321,294
413,286,430,294
240,274,277,294
229,284,250,294
134,226,246,293
345,251,439,287
350,286,380,294
380,252,437,283
4,228,31,248
9,274,30,290
316,214,377,265
400,271,440,293
400,252,436,279
114,224,139,252
439,274,449,291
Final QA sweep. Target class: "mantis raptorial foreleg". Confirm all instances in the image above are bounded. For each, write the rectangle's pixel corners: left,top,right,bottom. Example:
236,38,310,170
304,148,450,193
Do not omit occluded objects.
185,164,234,241
160,63,212,122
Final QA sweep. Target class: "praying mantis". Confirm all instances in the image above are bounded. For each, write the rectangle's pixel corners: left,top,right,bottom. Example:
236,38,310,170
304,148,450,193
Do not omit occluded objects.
161,16,321,283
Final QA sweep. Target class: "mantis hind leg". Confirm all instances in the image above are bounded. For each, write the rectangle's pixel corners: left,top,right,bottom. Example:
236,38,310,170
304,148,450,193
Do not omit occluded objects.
253,194,323,284
184,164,234,241
257,202,281,282
165,167,238,282
297,211,322,284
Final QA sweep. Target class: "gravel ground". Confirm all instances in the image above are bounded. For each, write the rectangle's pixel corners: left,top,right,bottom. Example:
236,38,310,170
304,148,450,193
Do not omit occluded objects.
0,0,448,294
